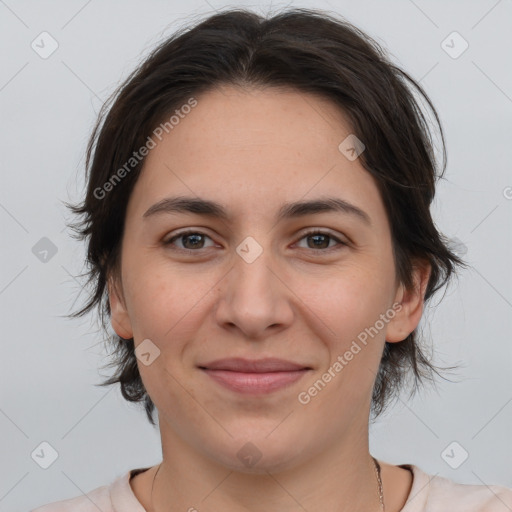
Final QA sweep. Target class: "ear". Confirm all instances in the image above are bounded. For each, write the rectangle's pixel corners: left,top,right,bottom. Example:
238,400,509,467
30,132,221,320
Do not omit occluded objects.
107,274,134,340
385,260,431,343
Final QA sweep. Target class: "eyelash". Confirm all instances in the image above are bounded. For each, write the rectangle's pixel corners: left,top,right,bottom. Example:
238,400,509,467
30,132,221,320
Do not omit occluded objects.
163,229,348,253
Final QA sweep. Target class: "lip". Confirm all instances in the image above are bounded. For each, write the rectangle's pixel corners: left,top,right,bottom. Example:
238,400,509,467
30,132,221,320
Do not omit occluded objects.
199,357,310,372
198,358,311,394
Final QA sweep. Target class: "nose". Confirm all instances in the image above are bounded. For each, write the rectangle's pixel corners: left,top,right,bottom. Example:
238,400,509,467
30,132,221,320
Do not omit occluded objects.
214,245,294,340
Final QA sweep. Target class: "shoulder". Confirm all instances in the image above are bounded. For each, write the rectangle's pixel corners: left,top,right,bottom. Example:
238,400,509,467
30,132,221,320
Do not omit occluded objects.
29,483,112,512
404,464,512,512
427,471,512,511
29,469,148,512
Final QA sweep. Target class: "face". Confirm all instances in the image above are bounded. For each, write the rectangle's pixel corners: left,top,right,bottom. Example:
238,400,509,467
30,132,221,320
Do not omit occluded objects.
109,85,429,473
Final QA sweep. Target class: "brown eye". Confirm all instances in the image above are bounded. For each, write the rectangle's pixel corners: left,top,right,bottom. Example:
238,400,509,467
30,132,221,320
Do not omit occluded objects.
164,231,214,251
296,230,347,251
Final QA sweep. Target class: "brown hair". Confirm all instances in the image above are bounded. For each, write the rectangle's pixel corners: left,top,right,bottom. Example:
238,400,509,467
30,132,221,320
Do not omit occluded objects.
66,7,467,426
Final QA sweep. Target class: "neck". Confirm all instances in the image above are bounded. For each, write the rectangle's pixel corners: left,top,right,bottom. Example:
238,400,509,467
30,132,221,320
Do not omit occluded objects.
150,420,383,512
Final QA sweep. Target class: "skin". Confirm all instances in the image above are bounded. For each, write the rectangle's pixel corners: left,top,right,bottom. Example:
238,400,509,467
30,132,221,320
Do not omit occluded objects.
108,84,430,512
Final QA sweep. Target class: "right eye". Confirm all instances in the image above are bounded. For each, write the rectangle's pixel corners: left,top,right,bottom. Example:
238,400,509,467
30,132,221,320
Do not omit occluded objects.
163,230,216,251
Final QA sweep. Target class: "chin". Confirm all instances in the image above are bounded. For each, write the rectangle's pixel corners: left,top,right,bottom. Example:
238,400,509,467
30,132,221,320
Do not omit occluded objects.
207,434,308,475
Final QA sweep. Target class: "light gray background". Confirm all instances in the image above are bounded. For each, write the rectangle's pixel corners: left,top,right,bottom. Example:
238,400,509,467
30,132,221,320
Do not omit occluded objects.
1,0,511,510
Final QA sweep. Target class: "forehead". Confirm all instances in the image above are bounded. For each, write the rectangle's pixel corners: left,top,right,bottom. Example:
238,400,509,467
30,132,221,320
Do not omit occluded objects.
126,85,386,227
161,84,352,159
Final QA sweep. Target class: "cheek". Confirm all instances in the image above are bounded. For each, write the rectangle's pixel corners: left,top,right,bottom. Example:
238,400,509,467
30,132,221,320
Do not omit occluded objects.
302,272,392,405
305,263,394,341
123,268,206,410
123,261,214,345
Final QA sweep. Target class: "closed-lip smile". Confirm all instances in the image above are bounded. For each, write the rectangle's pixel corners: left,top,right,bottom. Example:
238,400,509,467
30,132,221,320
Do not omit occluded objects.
198,357,312,394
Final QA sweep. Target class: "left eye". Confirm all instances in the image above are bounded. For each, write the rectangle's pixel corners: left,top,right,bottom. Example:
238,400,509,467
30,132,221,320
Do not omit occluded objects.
163,230,346,251
295,230,346,250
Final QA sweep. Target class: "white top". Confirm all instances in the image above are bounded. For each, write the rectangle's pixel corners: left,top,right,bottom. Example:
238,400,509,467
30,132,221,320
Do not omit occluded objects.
30,463,512,511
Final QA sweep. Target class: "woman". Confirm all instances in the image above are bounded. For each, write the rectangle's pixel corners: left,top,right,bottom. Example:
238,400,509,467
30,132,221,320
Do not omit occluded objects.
32,7,512,512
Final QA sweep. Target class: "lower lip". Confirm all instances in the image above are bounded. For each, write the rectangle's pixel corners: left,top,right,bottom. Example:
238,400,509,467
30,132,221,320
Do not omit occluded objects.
201,369,309,394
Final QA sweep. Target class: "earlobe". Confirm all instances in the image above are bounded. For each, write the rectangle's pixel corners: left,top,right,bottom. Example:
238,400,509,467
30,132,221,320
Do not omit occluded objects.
385,262,431,343
107,275,134,340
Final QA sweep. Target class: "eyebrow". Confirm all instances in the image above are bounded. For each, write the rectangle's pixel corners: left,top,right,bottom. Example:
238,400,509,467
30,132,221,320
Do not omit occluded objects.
142,195,372,226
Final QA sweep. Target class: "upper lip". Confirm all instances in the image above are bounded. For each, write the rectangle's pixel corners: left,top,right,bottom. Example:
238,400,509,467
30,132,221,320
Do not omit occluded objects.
199,357,311,373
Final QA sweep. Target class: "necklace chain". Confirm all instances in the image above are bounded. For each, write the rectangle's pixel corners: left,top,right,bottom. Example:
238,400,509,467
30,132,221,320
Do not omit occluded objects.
373,456,385,511
150,456,384,511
